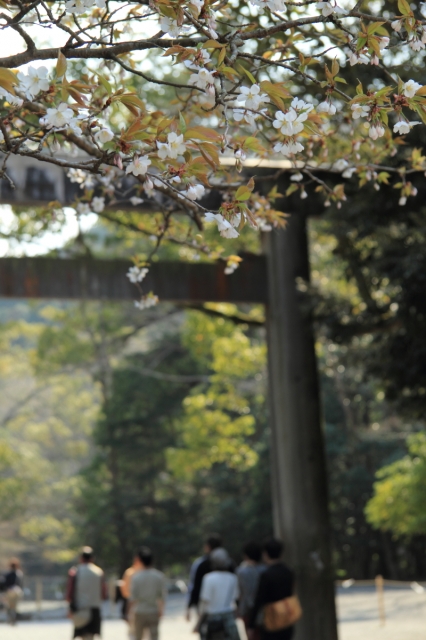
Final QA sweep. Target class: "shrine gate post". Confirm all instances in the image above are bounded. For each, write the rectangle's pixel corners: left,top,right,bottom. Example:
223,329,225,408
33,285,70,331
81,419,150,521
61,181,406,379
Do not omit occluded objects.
266,213,338,640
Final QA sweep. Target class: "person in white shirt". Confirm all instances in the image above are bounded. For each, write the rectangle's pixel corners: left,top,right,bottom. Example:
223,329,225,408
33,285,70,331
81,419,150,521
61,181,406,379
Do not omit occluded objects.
197,548,240,640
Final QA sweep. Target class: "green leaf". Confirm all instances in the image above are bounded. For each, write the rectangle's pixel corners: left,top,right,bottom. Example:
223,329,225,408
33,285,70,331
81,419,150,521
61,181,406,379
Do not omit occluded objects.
179,111,186,134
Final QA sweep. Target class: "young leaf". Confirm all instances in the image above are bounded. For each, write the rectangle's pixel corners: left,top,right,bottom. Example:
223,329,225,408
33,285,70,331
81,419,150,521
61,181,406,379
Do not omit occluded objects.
56,51,67,78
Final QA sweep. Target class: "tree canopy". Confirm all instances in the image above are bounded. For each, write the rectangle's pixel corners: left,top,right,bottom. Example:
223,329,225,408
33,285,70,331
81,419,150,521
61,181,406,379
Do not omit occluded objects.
2,1,426,303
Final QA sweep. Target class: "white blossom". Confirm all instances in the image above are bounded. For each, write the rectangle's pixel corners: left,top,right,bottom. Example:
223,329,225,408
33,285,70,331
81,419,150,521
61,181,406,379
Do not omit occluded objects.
393,120,421,134
186,184,205,200
317,101,336,115
91,196,105,213
184,50,211,70
126,155,151,176
66,0,105,14
409,37,425,52
76,202,91,215
0,88,23,107
130,196,144,206
342,167,356,179
391,19,402,32
368,124,385,140
250,0,287,11
134,294,159,310
379,37,390,50
274,141,304,156
290,172,304,182
237,84,270,110
403,79,422,98
399,196,407,206
157,132,186,160
233,108,258,128
188,68,216,94
127,266,149,283
18,66,50,99
42,103,74,128
273,109,307,136
95,128,114,144
333,159,349,172
204,212,240,238
190,0,204,15
317,1,344,17
351,103,370,119
160,16,181,38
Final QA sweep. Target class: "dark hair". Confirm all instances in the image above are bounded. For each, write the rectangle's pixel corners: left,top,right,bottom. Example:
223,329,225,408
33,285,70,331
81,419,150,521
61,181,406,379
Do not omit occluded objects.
138,546,153,567
81,546,94,562
9,557,20,571
243,541,262,563
263,538,284,560
206,534,223,551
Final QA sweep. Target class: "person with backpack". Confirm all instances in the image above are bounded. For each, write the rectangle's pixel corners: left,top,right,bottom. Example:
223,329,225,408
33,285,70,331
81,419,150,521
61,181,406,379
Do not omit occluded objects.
196,547,240,640
66,547,107,640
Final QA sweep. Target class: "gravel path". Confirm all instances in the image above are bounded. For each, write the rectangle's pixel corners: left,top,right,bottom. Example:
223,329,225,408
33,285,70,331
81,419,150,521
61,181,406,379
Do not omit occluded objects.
0,587,425,639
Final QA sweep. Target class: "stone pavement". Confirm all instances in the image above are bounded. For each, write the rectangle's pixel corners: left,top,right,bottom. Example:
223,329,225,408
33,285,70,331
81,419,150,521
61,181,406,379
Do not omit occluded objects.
0,587,425,639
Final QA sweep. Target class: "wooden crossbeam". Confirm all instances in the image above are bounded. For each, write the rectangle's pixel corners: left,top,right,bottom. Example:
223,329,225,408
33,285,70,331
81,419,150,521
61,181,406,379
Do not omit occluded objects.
0,255,266,303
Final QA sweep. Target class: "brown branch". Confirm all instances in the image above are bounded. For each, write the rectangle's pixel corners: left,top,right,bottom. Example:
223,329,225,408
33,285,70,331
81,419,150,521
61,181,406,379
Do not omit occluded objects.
182,303,265,326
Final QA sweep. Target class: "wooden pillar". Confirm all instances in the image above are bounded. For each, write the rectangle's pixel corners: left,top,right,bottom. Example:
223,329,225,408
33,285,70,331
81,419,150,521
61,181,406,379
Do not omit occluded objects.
265,213,338,640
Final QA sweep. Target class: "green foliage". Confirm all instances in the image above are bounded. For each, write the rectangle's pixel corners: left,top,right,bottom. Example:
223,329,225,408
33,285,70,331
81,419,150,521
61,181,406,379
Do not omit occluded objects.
366,433,426,536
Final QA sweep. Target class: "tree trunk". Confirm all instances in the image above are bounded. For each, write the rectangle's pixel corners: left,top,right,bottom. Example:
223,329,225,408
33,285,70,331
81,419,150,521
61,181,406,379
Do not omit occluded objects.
265,215,338,640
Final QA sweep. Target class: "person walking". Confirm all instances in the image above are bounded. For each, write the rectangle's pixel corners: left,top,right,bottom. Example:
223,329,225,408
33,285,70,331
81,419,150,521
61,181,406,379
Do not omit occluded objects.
66,546,107,640
237,542,265,640
249,539,296,640
121,552,143,639
3,558,23,625
187,533,224,618
130,546,167,640
196,548,240,640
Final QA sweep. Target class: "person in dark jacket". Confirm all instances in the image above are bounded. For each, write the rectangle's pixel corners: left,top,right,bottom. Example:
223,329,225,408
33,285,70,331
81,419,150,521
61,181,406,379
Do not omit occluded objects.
3,558,24,625
249,539,295,640
187,533,223,618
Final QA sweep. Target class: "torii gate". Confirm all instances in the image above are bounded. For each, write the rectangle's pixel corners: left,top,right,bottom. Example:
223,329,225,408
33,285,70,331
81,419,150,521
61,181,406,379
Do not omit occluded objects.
0,156,338,640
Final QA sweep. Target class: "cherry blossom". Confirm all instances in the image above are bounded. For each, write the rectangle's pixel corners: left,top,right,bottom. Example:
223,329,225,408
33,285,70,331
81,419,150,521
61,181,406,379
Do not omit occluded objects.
351,104,370,119
393,121,421,135
126,156,152,177
18,66,50,99
204,213,240,238
317,101,336,115
95,128,114,144
134,294,159,310
41,103,74,129
189,69,216,94
403,80,422,98
237,85,270,110
317,1,344,17
66,0,105,14
160,16,181,38
127,266,149,283
91,196,105,213
369,124,385,140
186,184,206,200
157,133,186,160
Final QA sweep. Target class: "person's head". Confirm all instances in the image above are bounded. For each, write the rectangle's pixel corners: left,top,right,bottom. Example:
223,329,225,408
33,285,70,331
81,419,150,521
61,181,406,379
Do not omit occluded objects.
243,541,262,564
9,557,20,571
210,547,231,572
263,538,284,564
204,533,223,554
138,546,153,568
80,546,94,563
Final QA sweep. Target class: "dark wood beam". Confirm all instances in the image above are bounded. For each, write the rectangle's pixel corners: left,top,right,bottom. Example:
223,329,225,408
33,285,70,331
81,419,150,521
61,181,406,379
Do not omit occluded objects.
0,256,266,303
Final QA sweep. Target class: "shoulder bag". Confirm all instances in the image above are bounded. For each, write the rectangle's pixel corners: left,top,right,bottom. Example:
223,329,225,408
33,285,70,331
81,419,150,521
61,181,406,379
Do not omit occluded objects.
263,595,302,632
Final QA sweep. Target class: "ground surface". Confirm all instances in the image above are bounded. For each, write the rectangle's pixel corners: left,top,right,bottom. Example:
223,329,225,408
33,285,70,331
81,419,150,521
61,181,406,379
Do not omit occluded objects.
0,587,425,639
